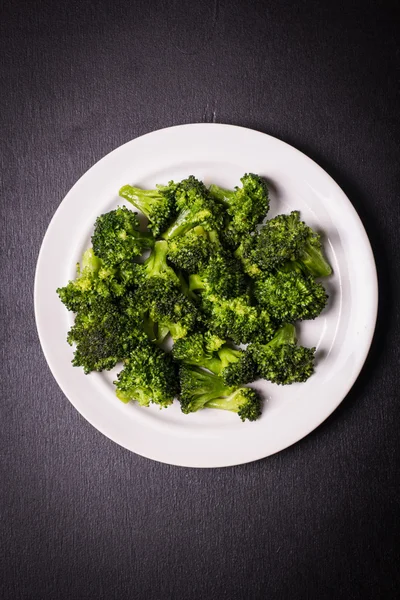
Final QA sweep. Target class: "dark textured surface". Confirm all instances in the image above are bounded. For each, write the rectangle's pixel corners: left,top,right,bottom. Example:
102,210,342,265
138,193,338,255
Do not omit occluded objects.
1,1,399,598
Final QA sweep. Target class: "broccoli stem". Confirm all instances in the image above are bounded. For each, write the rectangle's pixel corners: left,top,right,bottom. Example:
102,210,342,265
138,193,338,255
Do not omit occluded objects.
80,248,102,273
188,273,206,292
217,346,243,369
144,240,178,284
267,324,296,347
300,243,332,278
162,208,193,240
205,389,246,412
209,184,235,205
119,185,162,220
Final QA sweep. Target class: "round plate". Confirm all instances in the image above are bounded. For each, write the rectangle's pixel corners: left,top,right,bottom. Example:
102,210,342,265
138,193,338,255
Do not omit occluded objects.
34,124,378,467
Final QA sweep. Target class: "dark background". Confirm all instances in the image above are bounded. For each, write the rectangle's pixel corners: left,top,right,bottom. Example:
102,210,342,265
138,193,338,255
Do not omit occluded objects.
1,0,399,598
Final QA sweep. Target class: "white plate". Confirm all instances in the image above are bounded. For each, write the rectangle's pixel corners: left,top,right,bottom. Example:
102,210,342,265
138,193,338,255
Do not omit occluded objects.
34,124,378,467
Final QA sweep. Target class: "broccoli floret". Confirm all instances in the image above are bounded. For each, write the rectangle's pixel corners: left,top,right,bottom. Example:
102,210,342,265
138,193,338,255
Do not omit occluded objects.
248,324,315,384
189,252,248,299
119,181,177,237
167,226,218,273
115,340,178,408
137,240,180,287
162,177,224,240
254,269,328,322
91,206,154,267
236,211,332,277
57,248,125,312
66,296,145,374
179,366,262,421
134,241,199,340
209,173,269,245
173,333,256,385
144,279,199,341
202,294,276,345
205,387,262,422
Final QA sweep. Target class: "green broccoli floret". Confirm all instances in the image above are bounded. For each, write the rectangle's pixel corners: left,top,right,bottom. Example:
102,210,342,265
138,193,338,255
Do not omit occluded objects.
173,332,256,385
162,177,224,240
236,211,332,277
209,173,269,245
167,226,218,273
57,248,125,312
144,279,199,341
179,366,262,421
119,181,177,237
254,269,328,322
188,252,248,299
202,294,276,345
205,388,262,421
137,240,180,287
248,324,315,384
115,340,178,408
91,206,154,267
66,296,145,374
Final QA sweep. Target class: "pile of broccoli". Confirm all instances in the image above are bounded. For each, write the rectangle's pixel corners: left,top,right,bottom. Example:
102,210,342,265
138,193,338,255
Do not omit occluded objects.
57,174,331,422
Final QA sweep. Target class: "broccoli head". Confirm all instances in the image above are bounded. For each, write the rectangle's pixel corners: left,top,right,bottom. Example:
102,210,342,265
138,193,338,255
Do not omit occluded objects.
248,324,315,384
189,252,248,299
162,177,224,240
235,211,332,277
57,248,126,313
209,173,269,245
173,332,256,385
66,296,145,374
167,226,218,273
254,269,328,322
119,181,177,237
179,365,262,421
91,206,153,267
115,340,178,408
202,294,276,345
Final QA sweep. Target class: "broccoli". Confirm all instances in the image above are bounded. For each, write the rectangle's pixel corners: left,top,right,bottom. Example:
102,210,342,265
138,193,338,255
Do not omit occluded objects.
115,340,178,408
91,206,154,267
162,177,224,240
254,269,328,322
119,181,177,237
66,296,145,374
202,294,276,345
57,248,125,313
179,366,262,421
209,173,269,245
136,240,180,287
235,211,332,277
134,241,199,340
189,252,248,299
167,226,218,273
248,324,315,384
173,332,256,385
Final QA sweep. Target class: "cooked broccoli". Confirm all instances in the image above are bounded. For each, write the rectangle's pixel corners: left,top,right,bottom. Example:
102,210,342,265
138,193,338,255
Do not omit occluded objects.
119,181,177,237
202,294,276,344
248,324,315,384
235,211,332,277
179,366,261,421
136,240,180,287
91,206,153,267
189,252,248,299
66,296,145,374
254,269,328,322
115,340,178,408
173,332,256,385
162,177,224,240
209,173,269,245
167,226,218,273
56,248,125,312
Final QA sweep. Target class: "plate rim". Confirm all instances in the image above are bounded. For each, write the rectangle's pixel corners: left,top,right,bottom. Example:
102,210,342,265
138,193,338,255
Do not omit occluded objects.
34,123,378,467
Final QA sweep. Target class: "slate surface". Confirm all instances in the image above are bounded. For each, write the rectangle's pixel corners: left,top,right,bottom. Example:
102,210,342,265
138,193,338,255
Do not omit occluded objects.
1,1,399,598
